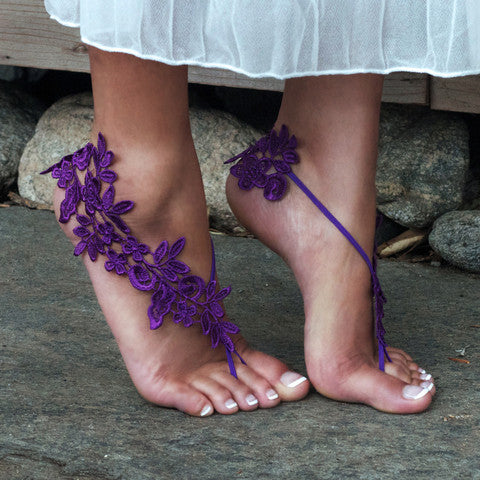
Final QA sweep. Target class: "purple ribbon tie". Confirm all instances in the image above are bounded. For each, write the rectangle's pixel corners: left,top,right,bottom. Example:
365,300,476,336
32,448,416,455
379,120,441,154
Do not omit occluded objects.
226,125,391,371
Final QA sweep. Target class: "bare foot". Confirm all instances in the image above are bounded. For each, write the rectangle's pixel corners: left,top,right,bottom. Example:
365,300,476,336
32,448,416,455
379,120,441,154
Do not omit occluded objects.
52,130,310,417
226,125,435,414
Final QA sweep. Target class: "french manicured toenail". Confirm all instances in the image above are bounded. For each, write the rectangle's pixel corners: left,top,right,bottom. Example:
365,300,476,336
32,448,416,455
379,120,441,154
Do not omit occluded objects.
246,394,258,406
266,389,279,400
200,405,212,416
225,398,238,410
280,371,307,388
418,368,426,374
420,381,434,392
402,385,430,400
420,373,432,381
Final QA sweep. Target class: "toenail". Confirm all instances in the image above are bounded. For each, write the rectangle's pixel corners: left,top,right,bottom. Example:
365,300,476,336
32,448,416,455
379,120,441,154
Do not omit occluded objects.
402,385,430,400
200,405,212,417
280,371,307,388
420,381,434,392
418,368,426,374
266,389,279,401
420,373,432,381
246,394,258,406
225,399,238,410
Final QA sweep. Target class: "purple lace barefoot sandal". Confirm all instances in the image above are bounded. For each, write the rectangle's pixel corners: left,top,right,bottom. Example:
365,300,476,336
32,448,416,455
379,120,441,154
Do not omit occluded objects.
225,125,392,371
41,133,245,378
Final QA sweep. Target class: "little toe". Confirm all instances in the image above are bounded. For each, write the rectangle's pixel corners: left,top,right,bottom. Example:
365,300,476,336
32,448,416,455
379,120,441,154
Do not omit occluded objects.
143,377,214,417
386,346,413,362
386,351,411,368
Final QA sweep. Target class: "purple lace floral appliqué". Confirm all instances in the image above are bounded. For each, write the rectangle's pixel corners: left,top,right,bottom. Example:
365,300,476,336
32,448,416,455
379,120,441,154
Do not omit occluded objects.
226,124,390,371
225,124,298,201
42,133,243,377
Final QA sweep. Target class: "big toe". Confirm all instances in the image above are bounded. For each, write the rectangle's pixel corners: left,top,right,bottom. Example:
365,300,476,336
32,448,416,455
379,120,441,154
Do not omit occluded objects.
241,349,310,402
353,365,434,414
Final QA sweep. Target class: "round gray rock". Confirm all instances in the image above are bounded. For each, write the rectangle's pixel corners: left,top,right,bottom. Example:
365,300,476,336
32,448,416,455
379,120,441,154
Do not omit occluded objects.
18,92,94,205
0,81,44,195
429,210,480,273
18,92,261,231
376,104,469,229
190,106,262,231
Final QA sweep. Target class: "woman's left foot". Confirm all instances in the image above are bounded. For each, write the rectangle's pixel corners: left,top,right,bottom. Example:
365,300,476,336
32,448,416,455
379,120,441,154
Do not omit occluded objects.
226,126,435,414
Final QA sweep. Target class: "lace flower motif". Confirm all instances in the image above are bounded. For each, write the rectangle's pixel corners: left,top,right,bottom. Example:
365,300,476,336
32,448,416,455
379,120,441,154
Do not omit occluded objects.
225,124,298,201
41,133,239,359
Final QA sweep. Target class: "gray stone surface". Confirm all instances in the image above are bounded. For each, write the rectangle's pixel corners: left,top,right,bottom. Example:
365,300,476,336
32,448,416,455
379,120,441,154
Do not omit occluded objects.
0,81,44,195
376,104,469,229
429,210,480,273
1,206,479,479
190,106,262,231
17,93,261,231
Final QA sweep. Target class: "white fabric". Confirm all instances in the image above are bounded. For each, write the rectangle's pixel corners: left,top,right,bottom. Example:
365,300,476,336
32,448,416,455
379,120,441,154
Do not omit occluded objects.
45,0,480,79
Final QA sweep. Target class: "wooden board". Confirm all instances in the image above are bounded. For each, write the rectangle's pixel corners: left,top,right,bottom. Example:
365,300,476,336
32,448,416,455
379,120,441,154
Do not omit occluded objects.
1,0,478,112
431,76,480,113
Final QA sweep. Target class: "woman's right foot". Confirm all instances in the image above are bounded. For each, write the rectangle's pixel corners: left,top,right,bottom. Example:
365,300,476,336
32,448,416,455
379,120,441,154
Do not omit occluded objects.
53,129,310,417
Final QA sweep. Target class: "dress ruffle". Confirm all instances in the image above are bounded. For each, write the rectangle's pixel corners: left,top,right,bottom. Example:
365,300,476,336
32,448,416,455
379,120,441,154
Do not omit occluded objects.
45,0,480,79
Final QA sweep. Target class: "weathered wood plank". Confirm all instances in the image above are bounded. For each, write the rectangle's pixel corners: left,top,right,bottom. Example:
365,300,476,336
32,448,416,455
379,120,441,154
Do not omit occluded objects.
431,76,480,113
0,0,89,72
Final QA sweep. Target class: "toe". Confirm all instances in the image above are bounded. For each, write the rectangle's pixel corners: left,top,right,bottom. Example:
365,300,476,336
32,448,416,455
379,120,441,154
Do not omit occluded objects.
210,370,264,410
189,376,242,415
141,376,214,417
240,349,310,402
233,364,281,408
357,365,433,413
384,359,413,383
386,347,413,362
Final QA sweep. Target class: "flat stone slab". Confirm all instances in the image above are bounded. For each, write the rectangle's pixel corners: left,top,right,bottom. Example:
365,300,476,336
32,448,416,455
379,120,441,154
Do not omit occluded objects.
1,207,479,480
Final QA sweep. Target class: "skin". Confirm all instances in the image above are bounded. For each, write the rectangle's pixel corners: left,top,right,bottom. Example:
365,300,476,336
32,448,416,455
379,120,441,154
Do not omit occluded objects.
226,74,436,413
54,46,310,417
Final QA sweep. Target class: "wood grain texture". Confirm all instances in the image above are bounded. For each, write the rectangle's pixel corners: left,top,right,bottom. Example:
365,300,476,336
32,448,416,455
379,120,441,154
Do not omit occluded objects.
431,76,480,113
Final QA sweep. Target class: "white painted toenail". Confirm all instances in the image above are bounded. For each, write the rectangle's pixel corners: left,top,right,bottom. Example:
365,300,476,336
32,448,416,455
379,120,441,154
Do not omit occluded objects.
246,394,258,406
200,405,212,417
402,385,430,400
420,381,434,392
420,373,432,381
266,389,279,401
225,399,238,410
418,368,426,374
280,371,307,388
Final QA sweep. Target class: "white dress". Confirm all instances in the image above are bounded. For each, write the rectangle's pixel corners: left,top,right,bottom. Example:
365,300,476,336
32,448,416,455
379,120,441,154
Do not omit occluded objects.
44,0,480,79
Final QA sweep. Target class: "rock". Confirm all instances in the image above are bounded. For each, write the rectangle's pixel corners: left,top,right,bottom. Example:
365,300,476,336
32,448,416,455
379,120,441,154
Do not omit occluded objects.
18,92,94,205
376,104,469,229
429,210,480,273
0,81,44,195
18,92,262,231
190,106,263,231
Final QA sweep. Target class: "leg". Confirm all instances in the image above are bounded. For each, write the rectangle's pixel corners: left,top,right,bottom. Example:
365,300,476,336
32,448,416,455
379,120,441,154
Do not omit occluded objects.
54,47,309,416
227,74,435,413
